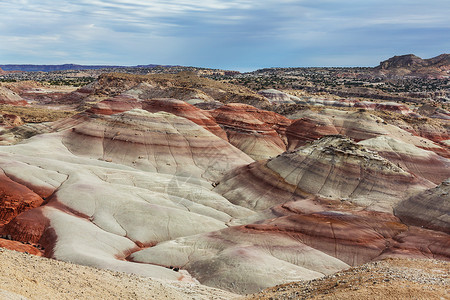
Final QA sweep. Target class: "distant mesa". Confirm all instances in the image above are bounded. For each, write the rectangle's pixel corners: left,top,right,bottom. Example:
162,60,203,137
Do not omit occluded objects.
0,64,164,72
377,54,450,70
375,53,450,77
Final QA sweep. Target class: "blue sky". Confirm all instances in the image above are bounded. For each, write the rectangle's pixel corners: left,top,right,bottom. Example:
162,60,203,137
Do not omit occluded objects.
0,0,449,71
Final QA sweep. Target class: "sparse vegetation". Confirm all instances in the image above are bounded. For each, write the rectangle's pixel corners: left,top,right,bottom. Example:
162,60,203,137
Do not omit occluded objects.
0,104,77,123
47,77,95,87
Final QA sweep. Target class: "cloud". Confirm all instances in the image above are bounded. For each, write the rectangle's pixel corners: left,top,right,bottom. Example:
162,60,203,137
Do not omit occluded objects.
0,0,449,69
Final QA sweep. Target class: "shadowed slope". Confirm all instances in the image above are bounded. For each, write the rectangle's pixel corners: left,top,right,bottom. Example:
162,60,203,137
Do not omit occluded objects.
395,179,450,234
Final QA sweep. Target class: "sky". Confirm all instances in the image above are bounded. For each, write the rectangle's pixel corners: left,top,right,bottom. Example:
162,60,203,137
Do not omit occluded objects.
0,0,449,71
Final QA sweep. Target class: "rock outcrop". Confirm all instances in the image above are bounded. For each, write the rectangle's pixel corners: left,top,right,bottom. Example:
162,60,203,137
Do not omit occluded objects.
0,239,42,255
0,169,44,226
0,114,23,127
377,54,450,70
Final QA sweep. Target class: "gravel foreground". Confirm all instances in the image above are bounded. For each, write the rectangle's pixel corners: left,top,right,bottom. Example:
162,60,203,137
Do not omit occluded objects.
0,248,238,300
1,247,448,300
246,258,449,300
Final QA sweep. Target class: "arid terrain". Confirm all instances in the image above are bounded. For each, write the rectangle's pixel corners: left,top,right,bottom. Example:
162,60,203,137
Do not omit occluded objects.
0,55,449,299
0,248,447,300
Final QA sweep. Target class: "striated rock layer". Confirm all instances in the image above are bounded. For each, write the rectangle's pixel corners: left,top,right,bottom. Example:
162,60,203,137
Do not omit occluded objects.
131,209,449,294
0,87,27,106
286,108,448,157
215,136,433,213
359,136,450,184
0,108,256,285
62,109,252,180
210,103,292,160
0,102,448,295
131,222,350,294
142,98,228,140
89,97,228,140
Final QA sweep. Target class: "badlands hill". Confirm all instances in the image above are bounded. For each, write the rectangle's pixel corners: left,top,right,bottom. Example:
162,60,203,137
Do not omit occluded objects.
0,72,449,297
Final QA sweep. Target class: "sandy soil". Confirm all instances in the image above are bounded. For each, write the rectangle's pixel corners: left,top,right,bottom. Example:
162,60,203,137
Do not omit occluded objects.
0,248,238,300
246,258,449,300
2,246,448,300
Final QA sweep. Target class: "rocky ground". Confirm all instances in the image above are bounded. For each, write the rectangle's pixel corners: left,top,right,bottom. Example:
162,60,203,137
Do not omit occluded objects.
0,247,238,300
1,247,448,300
246,258,449,300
